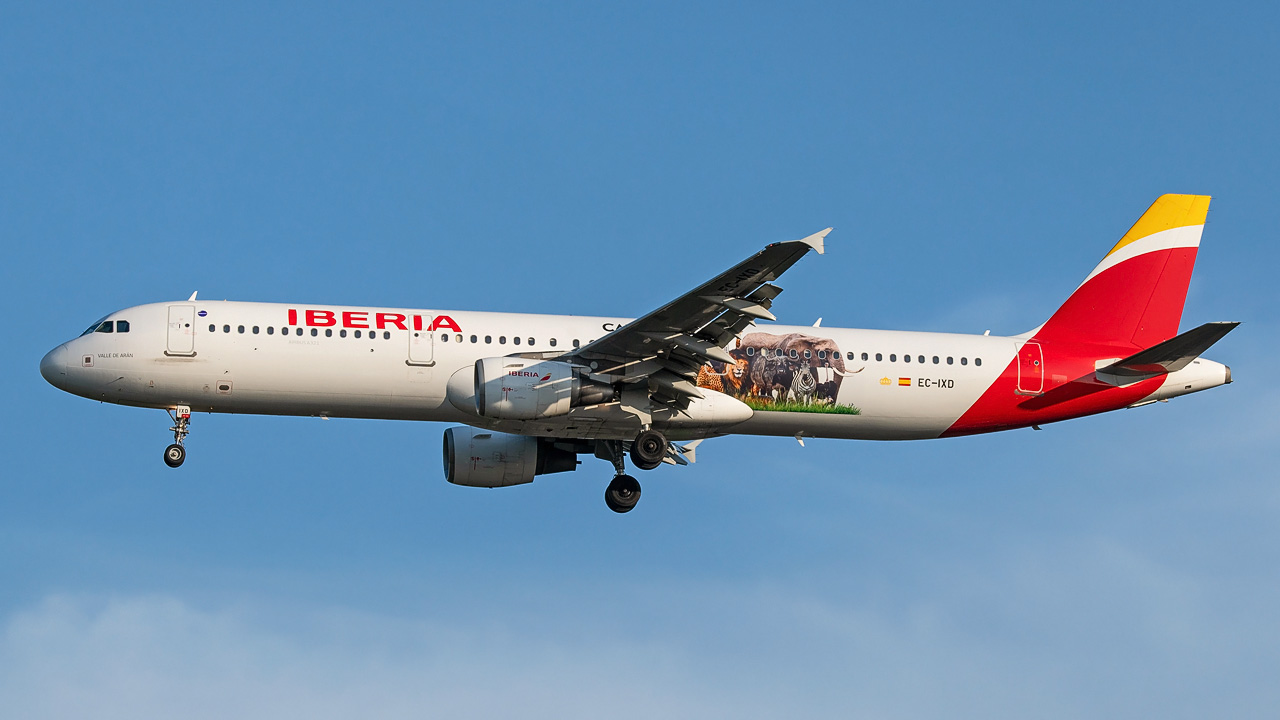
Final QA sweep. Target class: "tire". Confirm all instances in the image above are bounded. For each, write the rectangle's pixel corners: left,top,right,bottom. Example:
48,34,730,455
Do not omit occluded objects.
163,443,186,468
629,429,666,471
605,474,641,513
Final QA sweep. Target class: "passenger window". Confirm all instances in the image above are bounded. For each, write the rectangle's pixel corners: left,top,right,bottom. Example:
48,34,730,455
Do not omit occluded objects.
296,328,303,336
96,321,114,333
975,358,982,367
747,347,755,356
573,339,580,348
499,336,506,345
550,338,557,347
470,335,477,343
817,351,825,359
932,356,939,364
223,325,231,333
310,328,318,337
252,326,259,334
238,325,245,334
513,336,521,345
441,334,449,342
789,349,797,358
456,334,463,343
116,321,130,333
918,355,925,364
862,352,869,361
947,356,953,364
876,353,882,361
268,326,274,335
209,324,216,333
384,331,391,339
804,350,811,359
340,329,347,338
961,357,968,365
485,336,492,344
355,330,362,338
905,354,912,363
889,354,896,362
528,337,534,345
325,329,333,337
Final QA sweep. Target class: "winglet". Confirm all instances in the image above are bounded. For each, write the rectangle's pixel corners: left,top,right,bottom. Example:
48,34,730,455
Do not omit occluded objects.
796,228,831,255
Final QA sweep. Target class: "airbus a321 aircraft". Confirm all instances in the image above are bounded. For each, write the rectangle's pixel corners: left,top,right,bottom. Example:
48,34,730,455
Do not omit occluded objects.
40,195,1236,512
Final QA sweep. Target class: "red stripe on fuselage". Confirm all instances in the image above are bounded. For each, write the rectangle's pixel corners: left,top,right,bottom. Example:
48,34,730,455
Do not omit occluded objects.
941,346,1163,436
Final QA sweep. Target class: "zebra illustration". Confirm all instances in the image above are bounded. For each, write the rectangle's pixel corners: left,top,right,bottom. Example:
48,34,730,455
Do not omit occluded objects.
788,364,818,405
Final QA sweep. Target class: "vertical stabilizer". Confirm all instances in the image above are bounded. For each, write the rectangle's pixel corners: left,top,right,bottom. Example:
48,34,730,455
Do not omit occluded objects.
1034,194,1210,349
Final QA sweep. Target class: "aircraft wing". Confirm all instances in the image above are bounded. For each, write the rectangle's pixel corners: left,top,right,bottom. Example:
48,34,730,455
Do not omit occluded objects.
566,228,830,408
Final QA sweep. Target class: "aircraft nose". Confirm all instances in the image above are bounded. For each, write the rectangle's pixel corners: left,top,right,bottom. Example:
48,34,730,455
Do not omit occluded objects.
40,344,69,388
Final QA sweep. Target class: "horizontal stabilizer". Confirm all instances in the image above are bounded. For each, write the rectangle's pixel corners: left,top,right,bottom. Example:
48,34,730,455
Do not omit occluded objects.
1097,321,1239,383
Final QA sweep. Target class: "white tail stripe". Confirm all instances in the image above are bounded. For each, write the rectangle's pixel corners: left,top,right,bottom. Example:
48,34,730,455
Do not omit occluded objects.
1080,224,1203,286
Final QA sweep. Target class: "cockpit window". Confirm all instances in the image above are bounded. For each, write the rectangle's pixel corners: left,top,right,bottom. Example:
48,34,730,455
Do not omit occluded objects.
115,320,130,333
95,321,114,334
80,315,110,336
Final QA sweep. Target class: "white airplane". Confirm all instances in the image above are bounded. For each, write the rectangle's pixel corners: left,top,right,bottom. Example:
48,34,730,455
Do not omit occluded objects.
41,195,1236,512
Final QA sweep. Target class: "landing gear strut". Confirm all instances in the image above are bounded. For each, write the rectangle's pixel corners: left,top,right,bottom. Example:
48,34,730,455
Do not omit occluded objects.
164,405,191,468
599,439,643,514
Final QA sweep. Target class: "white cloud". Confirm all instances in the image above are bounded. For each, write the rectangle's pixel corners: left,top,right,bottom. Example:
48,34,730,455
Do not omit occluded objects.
5,541,1280,720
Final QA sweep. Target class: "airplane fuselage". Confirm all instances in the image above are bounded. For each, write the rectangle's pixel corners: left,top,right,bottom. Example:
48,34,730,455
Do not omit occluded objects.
41,299,1229,443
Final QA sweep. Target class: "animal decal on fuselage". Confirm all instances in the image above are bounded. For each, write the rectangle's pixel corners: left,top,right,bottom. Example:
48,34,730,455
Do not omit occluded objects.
696,359,750,397
695,331,863,414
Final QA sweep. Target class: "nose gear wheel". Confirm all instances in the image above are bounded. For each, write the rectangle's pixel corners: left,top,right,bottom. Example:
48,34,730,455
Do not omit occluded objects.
164,406,191,468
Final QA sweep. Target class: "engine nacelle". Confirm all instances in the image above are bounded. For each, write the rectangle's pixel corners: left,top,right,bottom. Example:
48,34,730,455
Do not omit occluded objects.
443,426,578,488
474,358,614,420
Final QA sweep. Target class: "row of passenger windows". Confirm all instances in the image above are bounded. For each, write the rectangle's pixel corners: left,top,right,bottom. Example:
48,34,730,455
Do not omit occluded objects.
441,333,592,348
211,324,393,340
202,325,981,365
81,320,130,336
209,325,594,348
746,346,982,366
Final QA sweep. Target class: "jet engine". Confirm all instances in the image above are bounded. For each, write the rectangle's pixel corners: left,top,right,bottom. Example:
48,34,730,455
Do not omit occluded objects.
443,426,579,487
474,357,614,420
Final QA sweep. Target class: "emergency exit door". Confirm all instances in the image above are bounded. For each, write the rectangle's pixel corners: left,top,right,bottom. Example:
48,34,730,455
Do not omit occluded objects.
166,305,196,356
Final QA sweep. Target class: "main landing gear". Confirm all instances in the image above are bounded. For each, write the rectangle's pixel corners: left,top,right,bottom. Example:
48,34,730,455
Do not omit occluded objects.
601,429,669,514
164,405,191,468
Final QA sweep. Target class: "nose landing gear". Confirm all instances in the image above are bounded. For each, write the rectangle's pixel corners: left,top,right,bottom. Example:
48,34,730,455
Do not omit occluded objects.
164,405,191,468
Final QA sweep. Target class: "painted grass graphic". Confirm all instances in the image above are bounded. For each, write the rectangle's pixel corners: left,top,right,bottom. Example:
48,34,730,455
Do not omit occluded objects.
742,397,861,414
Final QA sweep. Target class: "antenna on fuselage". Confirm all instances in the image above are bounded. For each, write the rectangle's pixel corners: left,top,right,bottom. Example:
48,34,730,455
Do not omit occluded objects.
187,291,198,301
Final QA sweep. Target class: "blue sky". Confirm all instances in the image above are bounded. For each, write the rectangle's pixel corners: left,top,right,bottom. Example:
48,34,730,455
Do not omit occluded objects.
2,2,1278,717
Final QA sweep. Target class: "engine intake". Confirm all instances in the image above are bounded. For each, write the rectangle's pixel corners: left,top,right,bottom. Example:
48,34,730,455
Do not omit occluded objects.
474,358,614,420
443,426,578,488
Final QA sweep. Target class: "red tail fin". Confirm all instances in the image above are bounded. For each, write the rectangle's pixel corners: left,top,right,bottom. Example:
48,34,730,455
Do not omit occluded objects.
1033,194,1210,350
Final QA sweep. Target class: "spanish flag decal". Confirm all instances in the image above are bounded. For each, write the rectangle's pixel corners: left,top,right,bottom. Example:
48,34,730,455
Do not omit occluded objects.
898,377,911,386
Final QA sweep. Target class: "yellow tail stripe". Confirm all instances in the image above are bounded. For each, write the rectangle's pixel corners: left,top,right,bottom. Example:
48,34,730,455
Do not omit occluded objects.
1106,194,1211,257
